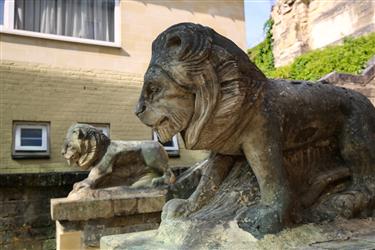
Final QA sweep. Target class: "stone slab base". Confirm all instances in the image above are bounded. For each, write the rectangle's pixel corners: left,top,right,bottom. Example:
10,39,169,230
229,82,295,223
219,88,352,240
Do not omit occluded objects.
51,187,167,249
51,187,166,221
100,218,375,250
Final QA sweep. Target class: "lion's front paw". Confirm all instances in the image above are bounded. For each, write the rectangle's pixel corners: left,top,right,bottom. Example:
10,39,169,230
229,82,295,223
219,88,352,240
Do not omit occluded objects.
151,171,176,187
151,176,166,187
237,204,284,238
72,179,93,192
161,198,196,220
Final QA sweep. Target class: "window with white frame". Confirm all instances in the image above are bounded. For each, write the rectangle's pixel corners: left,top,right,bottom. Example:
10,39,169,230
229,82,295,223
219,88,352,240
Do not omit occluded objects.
0,0,120,46
12,122,50,158
152,131,180,157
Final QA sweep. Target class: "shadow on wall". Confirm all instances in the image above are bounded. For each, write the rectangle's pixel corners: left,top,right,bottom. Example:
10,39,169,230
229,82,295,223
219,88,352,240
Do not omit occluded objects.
136,0,244,21
1,33,130,56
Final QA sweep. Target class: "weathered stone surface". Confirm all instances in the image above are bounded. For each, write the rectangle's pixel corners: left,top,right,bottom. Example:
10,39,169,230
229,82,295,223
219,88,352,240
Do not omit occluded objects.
133,22,375,244
101,218,375,250
51,187,166,221
62,124,176,198
80,213,161,248
271,0,375,66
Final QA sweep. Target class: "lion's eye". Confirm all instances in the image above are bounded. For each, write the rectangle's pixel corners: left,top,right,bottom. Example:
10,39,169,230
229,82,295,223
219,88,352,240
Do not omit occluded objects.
150,85,160,93
148,84,161,100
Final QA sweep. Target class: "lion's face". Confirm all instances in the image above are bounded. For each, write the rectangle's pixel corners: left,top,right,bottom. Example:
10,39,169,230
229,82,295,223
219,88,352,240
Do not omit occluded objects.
136,23,266,150
61,125,103,170
135,66,195,143
61,127,86,168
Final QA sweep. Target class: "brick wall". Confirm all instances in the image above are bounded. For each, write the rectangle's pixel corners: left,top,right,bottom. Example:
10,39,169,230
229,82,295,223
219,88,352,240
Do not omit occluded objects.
0,172,87,250
0,60,208,174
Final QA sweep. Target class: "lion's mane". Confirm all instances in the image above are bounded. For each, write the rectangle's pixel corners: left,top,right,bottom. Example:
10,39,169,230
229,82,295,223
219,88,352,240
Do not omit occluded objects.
64,124,110,169
149,23,267,151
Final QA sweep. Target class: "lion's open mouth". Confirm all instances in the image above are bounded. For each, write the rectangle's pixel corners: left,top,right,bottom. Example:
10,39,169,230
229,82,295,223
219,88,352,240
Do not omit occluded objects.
67,158,76,166
155,116,169,128
154,116,176,143
65,155,79,167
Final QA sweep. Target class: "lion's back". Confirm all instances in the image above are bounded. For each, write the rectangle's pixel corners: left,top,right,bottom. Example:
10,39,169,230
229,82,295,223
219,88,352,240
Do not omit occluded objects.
110,140,168,169
268,79,375,120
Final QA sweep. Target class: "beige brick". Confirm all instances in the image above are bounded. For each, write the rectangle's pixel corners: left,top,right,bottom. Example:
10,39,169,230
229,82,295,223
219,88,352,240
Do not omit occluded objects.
0,61,208,173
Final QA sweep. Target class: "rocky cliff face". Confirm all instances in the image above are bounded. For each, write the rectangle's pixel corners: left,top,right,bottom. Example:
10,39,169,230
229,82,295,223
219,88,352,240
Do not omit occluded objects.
271,0,375,67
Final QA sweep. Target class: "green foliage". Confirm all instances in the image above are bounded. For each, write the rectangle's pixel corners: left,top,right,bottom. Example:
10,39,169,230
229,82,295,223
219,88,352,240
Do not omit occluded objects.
249,32,375,81
267,65,292,79
248,18,275,73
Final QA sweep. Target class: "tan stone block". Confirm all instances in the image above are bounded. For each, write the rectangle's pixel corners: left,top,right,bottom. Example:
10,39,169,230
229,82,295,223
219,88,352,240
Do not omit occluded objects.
137,195,166,214
51,197,113,221
58,231,82,250
112,198,137,216
56,221,83,250
51,188,166,221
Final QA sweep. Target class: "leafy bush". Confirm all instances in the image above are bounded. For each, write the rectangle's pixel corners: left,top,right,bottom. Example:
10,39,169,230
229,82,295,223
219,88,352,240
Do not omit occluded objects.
248,19,275,74
249,32,375,81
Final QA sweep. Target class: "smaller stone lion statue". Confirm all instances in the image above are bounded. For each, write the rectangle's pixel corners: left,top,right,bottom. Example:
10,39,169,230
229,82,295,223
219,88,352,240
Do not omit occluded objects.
61,124,176,196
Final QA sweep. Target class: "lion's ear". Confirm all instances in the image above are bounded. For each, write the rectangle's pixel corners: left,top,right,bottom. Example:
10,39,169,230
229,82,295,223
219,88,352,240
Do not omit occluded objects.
73,128,85,140
163,26,212,62
78,128,86,139
165,33,184,59
166,35,181,49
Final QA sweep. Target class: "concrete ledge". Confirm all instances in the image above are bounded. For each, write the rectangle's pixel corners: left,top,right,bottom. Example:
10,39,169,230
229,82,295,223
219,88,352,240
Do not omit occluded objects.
51,187,167,249
51,187,166,221
319,55,375,85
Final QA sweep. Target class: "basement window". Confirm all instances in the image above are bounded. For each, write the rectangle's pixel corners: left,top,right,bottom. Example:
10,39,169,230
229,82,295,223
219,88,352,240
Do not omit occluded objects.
152,131,180,157
12,122,50,159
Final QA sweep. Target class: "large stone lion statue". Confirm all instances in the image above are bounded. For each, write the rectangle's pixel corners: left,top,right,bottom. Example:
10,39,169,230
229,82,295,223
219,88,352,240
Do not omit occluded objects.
61,124,175,196
135,23,375,237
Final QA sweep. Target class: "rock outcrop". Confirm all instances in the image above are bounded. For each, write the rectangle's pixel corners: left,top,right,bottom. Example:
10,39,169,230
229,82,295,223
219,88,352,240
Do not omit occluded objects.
271,0,375,66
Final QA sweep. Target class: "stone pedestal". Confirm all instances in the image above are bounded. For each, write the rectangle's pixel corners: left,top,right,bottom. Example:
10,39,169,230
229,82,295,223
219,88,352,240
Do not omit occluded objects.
50,187,166,249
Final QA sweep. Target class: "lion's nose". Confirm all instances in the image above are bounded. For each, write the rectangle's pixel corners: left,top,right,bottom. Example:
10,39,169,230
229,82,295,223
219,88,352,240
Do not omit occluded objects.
134,101,146,117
